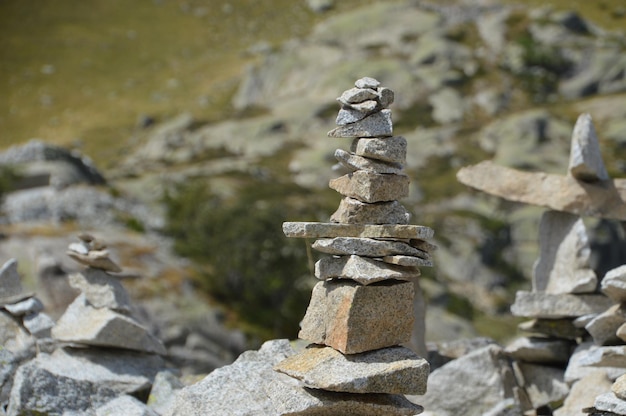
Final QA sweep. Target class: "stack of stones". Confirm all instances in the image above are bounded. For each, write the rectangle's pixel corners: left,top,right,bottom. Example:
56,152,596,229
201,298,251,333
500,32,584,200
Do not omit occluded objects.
277,77,434,415
0,258,55,347
52,234,166,355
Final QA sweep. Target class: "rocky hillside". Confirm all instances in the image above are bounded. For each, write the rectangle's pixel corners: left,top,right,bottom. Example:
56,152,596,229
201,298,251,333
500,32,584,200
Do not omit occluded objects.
2,0,626,347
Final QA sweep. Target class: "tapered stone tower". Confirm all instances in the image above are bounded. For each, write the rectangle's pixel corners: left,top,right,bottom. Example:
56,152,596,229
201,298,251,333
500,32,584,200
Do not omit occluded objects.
276,77,435,415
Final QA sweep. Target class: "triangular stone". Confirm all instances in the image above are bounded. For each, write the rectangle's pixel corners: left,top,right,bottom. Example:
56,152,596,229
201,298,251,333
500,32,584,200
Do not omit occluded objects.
274,345,429,395
52,294,166,354
532,211,597,294
299,280,414,354
0,259,32,305
315,255,420,285
568,113,609,182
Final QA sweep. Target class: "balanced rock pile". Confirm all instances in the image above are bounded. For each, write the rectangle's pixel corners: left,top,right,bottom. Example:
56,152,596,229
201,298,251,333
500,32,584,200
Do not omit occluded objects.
7,234,173,415
459,113,626,415
278,77,434,415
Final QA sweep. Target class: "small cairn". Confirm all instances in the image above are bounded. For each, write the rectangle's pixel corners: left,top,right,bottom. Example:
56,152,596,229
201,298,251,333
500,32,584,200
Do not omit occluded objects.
52,233,166,354
0,258,55,346
277,77,434,415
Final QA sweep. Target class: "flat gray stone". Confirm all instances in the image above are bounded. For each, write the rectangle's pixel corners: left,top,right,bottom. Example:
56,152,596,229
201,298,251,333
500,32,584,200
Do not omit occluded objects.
69,268,132,312
594,392,626,414
334,149,403,174
585,304,626,345
52,294,166,354
505,336,573,365
336,102,381,125
274,344,429,394
564,342,626,384
299,280,414,354
338,87,379,105
283,222,434,240
329,170,409,203
328,109,393,138
330,197,410,224
518,318,585,340
533,211,597,294
313,237,424,258
382,255,433,268
315,255,419,285
8,347,165,416
4,297,43,316
96,395,158,416
351,136,407,164
602,265,626,302
408,345,518,416
569,113,609,182
510,291,613,319
456,161,626,221
355,77,381,89
579,346,626,368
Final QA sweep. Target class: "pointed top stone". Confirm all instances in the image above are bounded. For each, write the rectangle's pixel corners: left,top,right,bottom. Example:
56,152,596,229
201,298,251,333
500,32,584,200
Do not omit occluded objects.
568,113,609,182
0,259,32,305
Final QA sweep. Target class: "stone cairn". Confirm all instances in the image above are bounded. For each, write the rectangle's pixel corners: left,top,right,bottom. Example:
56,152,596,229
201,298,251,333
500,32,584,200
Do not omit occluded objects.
277,77,434,415
0,258,55,349
51,233,166,354
458,113,626,415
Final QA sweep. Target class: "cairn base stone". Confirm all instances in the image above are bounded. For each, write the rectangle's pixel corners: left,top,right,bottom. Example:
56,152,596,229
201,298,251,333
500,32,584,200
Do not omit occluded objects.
299,280,414,354
511,291,613,318
329,170,409,203
274,344,429,395
52,294,166,355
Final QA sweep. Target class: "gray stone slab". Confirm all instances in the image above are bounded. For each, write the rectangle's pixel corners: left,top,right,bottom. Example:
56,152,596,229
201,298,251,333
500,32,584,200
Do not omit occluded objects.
330,197,410,224
299,280,414,354
355,77,381,89
0,259,32,305
554,371,613,416
4,297,43,316
517,318,585,340
283,222,434,240
579,346,626,368
96,395,158,416
533,211,597,294
337,87,379,105
328,109,393,138
510,291,613,319
315,255,419,285
67,249,122,273
334,148,403,174
564,342,626,384
329,170,409,203
23,312,55,338
351,136,407,164
516,362,569,409
52,294,166,354
569,113,609,182
336,101,380,125
274,344,429,394
313,237,424,258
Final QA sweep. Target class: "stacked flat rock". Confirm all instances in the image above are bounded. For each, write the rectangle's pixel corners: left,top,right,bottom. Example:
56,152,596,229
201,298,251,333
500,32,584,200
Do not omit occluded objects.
52,234,166,355
277,77,433,415
458,113,626,413
0,258,55,347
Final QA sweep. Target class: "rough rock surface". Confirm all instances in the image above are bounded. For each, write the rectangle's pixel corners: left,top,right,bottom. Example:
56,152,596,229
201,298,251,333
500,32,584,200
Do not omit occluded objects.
299,280,414,354
314,255,420,285
511,291,613,318
275,344,429,395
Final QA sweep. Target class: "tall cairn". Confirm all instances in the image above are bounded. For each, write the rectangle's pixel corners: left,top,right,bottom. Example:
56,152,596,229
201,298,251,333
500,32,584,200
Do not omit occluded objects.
277,77,434,415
